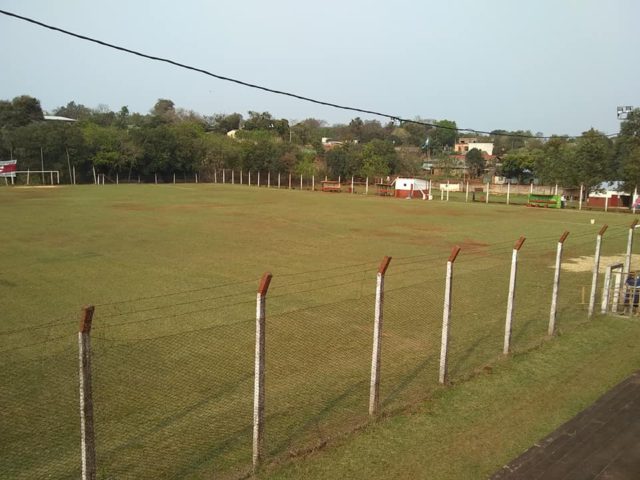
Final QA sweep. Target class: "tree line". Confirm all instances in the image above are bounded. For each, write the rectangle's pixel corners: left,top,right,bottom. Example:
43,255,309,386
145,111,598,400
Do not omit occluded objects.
0,95,639,191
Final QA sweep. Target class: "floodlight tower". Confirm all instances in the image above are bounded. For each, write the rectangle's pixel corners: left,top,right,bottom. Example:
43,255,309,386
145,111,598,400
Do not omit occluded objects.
617,105,634,121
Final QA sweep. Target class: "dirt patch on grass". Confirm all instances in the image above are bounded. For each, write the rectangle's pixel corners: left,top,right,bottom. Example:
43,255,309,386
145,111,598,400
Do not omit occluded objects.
562,254,640,273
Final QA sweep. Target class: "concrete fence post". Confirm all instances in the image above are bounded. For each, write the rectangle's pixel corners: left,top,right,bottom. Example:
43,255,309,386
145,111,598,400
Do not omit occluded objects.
78,305,97,480
278,172,281,189
248,170,251,185
214,170,217,184
289,173,292,190
465,181,469,202
195,172,198,184
222,169,226,184
369,256,392,416
633,186,638,214
486,181,490,204
579,184,584,210
506,182,511,205
624,219,638,277
300,175,303,190
253,272,272,471
312,175,315,191
267,171,271,188
232,169,235,184
504,236,526,354
366,177,369,195
240,169,243,185
588,225,608,318
257,171,261,187
549,231,570,336
439,246,461,384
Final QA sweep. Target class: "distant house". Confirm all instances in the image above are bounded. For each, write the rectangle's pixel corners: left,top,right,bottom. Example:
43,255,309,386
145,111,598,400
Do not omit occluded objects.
454,137,494,156
587,181,632,208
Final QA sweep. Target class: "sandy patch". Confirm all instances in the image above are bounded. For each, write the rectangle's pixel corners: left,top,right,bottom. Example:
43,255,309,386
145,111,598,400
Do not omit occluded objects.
562,254,640,273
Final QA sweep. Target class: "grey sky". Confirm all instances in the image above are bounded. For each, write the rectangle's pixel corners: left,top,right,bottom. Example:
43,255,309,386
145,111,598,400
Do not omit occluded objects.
1,0,638,136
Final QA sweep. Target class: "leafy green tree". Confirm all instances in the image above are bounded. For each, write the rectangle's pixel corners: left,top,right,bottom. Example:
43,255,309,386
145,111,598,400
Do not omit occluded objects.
53,101,92,121
428,120,457,152
572,129,613,190
0,95,44,128
465,148,485,178
615,109,640,191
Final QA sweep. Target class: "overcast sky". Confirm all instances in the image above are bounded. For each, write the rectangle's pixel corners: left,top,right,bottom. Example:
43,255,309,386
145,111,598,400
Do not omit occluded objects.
1,0,638,136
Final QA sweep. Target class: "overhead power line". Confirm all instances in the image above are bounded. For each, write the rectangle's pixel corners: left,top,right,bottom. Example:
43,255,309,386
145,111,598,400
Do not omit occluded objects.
0,9,618,139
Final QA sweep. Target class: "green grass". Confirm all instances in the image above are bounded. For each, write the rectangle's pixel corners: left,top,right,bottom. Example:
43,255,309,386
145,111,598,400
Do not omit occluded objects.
0,184,636,479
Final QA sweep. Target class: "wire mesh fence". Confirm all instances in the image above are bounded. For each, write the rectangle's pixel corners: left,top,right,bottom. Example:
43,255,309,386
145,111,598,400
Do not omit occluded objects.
1,223,638,479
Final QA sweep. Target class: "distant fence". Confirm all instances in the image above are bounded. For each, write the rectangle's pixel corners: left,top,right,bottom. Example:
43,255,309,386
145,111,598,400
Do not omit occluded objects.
1,221,638,479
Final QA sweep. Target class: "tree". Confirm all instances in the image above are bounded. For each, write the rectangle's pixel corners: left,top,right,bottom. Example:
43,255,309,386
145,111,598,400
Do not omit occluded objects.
53,101,92,121
465,148,485,178
428,120,457,152
616,109,640,191
572,129,613,190
0,95,44,128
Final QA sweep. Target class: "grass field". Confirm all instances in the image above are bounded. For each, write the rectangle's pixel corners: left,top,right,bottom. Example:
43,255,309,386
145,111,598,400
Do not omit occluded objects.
0,184,637,479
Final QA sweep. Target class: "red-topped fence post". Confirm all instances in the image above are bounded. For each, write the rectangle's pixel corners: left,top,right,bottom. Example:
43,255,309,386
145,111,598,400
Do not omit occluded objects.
588,225,608,318
548,231,570,336
78,305,96,480
369,256,392,416
504,236,526,354
439,246,461,384
253,272,272,471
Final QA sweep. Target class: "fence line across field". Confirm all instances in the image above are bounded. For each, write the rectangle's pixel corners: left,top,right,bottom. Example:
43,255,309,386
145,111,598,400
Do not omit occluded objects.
3,221,638,479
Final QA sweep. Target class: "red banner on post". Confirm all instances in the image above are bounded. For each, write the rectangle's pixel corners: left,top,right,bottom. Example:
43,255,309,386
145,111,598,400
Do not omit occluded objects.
0,160,17,177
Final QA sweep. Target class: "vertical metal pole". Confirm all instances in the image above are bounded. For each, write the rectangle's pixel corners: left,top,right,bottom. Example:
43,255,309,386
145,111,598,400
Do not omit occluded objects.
369,256,392,416
579,184,584,210
504,236,526,354
79,305,97,480
601,264,620,314
440,247,461,384
549,232,569,335
588,225,608,318
253,273,272,471
40,147,45,184
624,220,637,276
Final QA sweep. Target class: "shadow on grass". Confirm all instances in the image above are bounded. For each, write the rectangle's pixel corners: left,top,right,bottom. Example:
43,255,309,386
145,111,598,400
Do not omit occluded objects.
380,355,435,409
449,333,495,380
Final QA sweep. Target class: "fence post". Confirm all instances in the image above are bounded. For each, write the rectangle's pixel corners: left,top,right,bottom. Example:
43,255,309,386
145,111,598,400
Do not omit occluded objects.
504,236,526,354
173,173,176,184
506,182,511,205
278,172,281,189
78,305,97,480
351,176,354,194
248,170,251,185
439,246,461,384
549,231,569,335
588,225,608,318
633,186,638,214
289,173,292,190
366,177,369,195
579,184,584,210
300,175,303,190
253,272,272,471
486,181,490,204
257,171,261,187
312,175,315,191
624,219,638,276
465,181,469,202
369,256,392,416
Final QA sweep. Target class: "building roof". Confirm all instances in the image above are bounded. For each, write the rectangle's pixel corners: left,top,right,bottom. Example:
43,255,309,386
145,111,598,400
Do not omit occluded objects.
44,115,77,122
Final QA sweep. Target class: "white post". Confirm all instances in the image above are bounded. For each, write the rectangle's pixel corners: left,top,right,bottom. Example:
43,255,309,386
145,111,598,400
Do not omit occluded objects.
222,169,226,184
440,247,461,384
92,166,97,185
351,176,354,194
248,170,251,185
633,186,638,214
253,273,272,471
530,183,533,194
446,180,450,201
369,257,391,416
232,169,235,184
312,175,315,191
554,184,558,196
27,168,30,185
365,177,369,195
579,184,584,210
624,220,637,278
601,264,623,314
486,181,490,204
72,166,75,185
257,171,261,187
50,171,54,185
78,305,97,480
549,232,569,336
267,171,271,188
195,173,198,184
214,170,218,184
173,173,176,184
240,170,243,185
588,225,608,318
116,173,119,185
506,182,511,205
440,187,444,201
300,175,303,190
289,173,292,190
605,195,609,212
155,173,158,185
504,237,526,354
465,181,469,202
278,172,281,189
